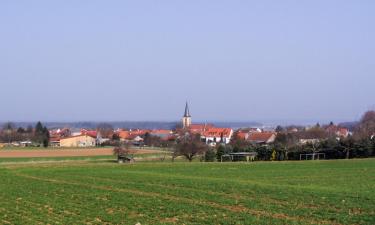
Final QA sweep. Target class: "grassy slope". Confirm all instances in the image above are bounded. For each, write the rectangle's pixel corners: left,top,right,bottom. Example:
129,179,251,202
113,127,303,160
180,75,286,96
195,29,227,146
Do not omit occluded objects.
0,159,374,225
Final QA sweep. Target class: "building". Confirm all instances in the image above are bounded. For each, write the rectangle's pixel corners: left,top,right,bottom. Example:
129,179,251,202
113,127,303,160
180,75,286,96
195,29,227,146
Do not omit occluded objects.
201,128,233,145
60,135,96,147
188,123,214,134
182,102,192,129
117,129,149,141
149,129,174,141
236,128,262,140
325,123,349,138
247,132,276,144
49,136,61,147
80,129,98,138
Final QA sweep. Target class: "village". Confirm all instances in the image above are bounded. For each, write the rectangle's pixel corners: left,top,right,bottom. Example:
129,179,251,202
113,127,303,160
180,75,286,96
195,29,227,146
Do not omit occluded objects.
1,102,372,162
0,102,350,147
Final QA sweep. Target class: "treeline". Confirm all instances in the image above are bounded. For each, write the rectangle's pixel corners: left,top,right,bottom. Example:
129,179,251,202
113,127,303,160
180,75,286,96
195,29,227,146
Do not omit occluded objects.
215,111,375,161
0,121,50,147
213,137,375,162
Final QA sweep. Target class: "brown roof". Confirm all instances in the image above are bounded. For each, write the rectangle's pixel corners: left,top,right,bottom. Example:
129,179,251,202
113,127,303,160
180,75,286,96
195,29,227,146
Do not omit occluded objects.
247,132,276,143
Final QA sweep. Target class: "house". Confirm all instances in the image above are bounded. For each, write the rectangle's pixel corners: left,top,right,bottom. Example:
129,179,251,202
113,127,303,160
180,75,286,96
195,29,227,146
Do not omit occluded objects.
150,129,172,138
60,135,96,147
49,128,72,147
80,129,98,138
247,132,276,144
188,124,214,134
325,124,349,138
49,136,61,147
117,129,149,141
201,128,233,145
49,128,71,138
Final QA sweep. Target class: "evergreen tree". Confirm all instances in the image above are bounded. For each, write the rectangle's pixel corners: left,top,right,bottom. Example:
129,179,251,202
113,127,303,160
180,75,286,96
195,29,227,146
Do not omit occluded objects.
204,149,216,162
33,121,49,147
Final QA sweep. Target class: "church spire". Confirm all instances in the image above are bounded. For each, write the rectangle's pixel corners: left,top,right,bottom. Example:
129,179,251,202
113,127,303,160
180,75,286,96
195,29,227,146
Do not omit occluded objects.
182,102,192,129
184,101,191,117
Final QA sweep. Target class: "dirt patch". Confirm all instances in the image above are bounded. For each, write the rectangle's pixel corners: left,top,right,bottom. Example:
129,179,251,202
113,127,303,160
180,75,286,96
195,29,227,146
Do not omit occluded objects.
0,148,165,158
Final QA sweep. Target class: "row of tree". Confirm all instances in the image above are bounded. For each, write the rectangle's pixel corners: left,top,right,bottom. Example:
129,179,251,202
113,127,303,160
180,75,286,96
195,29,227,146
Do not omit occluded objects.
0,122,50,147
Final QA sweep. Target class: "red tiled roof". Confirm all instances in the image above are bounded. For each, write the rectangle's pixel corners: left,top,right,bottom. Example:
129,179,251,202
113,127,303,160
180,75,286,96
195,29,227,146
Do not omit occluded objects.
237,132,248,140
202,128,233,138
81,129,97,138
337,128,349,137
247,132,276,143
325,125,349,137
117,129,150,140
118,130,130,139
188,124,214,134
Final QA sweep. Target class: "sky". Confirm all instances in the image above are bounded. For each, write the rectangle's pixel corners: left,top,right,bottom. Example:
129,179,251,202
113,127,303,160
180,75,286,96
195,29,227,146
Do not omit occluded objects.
0,0,374,124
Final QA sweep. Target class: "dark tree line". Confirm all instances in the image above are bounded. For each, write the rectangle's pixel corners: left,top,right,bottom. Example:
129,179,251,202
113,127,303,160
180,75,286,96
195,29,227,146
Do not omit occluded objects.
0,121,50,147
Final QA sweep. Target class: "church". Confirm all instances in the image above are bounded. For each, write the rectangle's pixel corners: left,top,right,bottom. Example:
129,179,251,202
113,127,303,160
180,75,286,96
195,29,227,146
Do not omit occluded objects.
182,102,192,129
181,102,233,145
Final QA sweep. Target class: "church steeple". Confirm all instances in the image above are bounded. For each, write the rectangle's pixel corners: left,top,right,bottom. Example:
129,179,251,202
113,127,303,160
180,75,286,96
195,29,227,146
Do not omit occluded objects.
184,101,191,117
182,102,192,129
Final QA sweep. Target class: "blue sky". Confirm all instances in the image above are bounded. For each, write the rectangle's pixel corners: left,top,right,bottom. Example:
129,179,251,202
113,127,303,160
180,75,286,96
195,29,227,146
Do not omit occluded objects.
0,1,374,123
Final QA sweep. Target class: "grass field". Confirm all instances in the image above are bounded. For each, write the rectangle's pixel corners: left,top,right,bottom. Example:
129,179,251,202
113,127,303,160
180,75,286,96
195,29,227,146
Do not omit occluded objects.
0,159,374,225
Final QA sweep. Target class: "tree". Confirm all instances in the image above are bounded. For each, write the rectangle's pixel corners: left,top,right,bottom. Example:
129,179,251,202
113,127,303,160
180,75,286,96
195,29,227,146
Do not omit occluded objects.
274,132,297,160
255,145,273,161
97,123,114,139
26,125,33,133
204,148,216,162
275,125,284,133
42,127,50,147
2,122,15,143
143,132,162,147
355,110,375,139
216,145,226,161
17,127,26,133
112,133,120,141
271,149,277,161
33,121,49,147
341,137,355,159
174,132,208,162
113,143,133,163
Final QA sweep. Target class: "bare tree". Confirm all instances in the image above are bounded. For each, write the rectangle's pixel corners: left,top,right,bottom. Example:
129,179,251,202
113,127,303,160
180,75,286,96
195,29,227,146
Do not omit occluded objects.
113,143,133,163
174,132,208,162
2,122,15,144
97,123,114,139
355,110,375,139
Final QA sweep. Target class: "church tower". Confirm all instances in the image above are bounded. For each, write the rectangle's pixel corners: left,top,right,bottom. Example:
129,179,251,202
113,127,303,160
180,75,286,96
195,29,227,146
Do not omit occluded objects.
182,102,192,129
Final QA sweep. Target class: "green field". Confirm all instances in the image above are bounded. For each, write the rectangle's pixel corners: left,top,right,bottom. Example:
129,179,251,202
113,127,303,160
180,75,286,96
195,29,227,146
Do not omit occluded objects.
0,159,374,225
0,154,169,164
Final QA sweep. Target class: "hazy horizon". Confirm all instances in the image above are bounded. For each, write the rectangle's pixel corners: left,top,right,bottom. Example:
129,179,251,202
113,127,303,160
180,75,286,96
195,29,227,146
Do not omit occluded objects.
1,1,374,122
